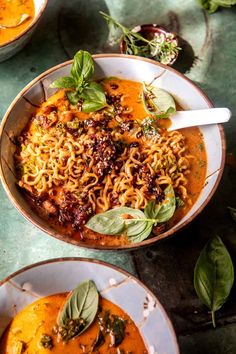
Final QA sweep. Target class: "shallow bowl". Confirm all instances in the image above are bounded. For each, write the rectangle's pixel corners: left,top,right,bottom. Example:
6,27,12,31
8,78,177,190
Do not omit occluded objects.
0,0,48,62
0,257,179,354
0,54,225,250
120,24,179,65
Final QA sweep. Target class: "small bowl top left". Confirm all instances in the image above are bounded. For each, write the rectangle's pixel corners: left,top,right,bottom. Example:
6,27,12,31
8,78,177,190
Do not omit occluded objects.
0,0,48,62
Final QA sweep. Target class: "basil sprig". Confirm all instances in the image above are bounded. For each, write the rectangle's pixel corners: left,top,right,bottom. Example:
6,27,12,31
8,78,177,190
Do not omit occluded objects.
50,50,107,112
86,185,176,243
194,236,234,327
58,280,99,339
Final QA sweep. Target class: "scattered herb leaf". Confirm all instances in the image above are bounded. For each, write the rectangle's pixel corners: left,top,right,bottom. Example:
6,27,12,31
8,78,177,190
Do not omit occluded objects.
98,311,126,348
40,334,54,349
110,315,126,347
50,50,107,111
194,235,234,327
92,330,105,351
228,207,236,223
141,117,159,138
58,280,99,339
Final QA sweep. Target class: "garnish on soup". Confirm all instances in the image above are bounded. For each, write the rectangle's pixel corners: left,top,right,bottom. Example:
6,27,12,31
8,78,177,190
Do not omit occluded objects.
0,280,148,353
0,0,34,45
14,50,207,246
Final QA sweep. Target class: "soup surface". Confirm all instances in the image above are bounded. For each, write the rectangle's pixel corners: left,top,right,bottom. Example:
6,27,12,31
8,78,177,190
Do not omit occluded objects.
0,0,35,45
0,294,147,353
15,78,207,246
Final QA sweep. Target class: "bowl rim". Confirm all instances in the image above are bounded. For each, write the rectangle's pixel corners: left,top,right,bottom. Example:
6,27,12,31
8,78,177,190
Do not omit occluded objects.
0,0,48,49
0,256,180,354
0,53,226,251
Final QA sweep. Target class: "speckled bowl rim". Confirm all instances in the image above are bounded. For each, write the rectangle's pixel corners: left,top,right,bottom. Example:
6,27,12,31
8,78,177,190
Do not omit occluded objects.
0,54,226,251
0,0,48,49
0,256,180,353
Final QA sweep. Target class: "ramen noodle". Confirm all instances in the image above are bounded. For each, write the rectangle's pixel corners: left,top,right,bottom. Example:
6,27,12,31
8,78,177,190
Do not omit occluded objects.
15,78,207,246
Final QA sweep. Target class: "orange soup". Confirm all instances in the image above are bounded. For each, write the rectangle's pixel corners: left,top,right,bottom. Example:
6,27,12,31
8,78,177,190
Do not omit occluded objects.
0,0,35,45
0,294,148,353
15,78,207,246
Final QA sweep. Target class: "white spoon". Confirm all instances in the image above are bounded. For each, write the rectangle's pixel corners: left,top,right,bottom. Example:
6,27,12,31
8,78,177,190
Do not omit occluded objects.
168,107,231,131
0,14,30,30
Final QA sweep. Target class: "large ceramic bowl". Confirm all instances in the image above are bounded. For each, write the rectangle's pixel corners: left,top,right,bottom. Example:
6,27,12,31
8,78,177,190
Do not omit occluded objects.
0,0,48,62
0,54,225,250
0,258,179,354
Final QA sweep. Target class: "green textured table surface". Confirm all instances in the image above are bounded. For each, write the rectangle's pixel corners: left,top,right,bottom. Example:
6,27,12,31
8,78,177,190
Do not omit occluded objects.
0,1,236,353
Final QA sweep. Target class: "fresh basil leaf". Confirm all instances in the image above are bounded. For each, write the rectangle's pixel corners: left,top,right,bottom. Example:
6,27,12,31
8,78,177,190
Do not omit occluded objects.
144,200,161,219
155,185,176,222
228,207,236,223
66,91,79,105
143,84,176,116
85,210,125,235
144,185,176,223
58,280,99,337
86,207,147,236
50,76,76,89
71,50,94,83
194,236,234,327
81,82,107,112
129,221,153,243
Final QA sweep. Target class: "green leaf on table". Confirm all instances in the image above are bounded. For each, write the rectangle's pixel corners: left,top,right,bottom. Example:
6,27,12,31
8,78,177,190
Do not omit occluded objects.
58,280,99,340
71,50,94,83
228,206,236,223
194,235,234,327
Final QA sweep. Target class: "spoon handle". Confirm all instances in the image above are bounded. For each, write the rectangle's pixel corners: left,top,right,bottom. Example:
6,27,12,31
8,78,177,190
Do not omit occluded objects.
168,108,231,131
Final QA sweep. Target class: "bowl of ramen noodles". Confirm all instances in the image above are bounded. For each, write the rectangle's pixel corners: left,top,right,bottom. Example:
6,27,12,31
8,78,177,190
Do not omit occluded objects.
0,51,225,249
0,0,48,62
0,258,180,354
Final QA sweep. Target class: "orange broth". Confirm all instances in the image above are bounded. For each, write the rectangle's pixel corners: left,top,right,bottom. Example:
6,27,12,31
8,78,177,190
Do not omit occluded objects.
0,294,148,353
0,0,35,45
16,78,207,247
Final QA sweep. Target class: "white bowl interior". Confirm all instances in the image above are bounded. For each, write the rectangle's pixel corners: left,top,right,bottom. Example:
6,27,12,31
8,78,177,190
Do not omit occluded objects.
0,259,179,354
34,0,47,17
0,56,224,245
